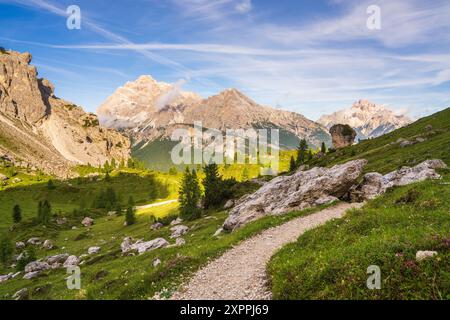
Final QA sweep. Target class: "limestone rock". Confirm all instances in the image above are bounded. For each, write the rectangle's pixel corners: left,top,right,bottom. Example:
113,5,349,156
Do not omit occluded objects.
153,258,161,268
223,159,367,231
170,217,183,226
130,238,169,254
46,254,69,265
12,288,29,300
170,225,189,239
0,173,7,181
88,246,101,255
350,160,447,201
151,222,164,230
23,271,42,280
63,255,80,267
27,238,41,245
175,238,186,246
330,124,357,149
16,241,26,249
81,217,94,227
224,199,235,210
416,250,438,262
24,261,50,273
42,240,54,250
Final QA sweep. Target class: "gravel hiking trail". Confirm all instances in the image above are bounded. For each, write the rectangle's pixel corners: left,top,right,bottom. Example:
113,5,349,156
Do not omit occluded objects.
171,202,363,300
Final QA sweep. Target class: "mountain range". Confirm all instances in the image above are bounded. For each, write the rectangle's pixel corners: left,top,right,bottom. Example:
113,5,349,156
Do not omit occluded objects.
0,49,130,177
0,49,414,175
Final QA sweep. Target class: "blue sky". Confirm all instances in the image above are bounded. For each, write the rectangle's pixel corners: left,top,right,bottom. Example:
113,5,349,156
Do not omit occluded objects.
0,0,449,120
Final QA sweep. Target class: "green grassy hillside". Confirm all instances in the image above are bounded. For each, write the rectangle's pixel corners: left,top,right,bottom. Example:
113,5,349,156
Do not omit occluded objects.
0,170,180,232
268,170,450,299
267,108,450,300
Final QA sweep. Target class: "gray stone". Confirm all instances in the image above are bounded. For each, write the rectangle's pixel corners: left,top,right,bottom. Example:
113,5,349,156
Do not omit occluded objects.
153,259,161,268
350,159,447,201
224,200,235,210
416,250,438,262
224,159,367,231
88,246,101,255
27,237,41,245
151,222,164,230
24,261,50,273
81,217,94,227
46,254,69,265
170,225,189,239
63,255,80,267
23,271,42,280
42,239,54,250
16,241,26,249
12,288,29,300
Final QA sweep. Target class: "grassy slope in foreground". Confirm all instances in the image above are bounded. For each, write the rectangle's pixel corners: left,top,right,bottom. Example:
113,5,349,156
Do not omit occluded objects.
268,108,450,300
268,172,450,299
0,203,334,300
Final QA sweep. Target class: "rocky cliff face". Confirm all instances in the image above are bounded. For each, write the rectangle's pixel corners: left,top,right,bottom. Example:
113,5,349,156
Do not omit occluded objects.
318,100,412,139
97,76,331,150
0,49,130,176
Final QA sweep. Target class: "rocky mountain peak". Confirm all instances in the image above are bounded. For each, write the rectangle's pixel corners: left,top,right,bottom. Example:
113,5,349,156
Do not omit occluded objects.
318,99,412,139
0,49,49,124
0,49,130,176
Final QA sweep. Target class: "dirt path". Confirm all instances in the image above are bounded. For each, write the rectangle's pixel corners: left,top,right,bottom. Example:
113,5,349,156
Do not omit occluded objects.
135,199,178,210
171,202,363,300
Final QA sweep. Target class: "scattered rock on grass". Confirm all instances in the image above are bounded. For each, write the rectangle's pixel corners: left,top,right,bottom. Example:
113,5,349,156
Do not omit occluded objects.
170,225,189,239
16,241,25,249
63,255,80,267
170,217,183,226
153,259,161,268
27,237,41,245
12,288,29,300
224,200,235,210
25,261,50,273
82,217,94,227
151,222,163,230
416,250,438,262
42,240,54,250
175,238,186,246
88,246,101,255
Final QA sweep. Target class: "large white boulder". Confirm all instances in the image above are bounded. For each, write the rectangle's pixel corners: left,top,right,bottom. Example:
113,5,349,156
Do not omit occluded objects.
223,160,367,231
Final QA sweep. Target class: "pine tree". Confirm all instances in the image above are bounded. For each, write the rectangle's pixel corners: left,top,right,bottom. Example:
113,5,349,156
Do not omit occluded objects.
12,205,22,223
125,196,136,226
179,168,202,220
111,158,116,169
0,236,13,266
40,200,51,225
203,163,222,209
296,139,308,165
289,156,297,172
321,142,327,154
47,179,56,190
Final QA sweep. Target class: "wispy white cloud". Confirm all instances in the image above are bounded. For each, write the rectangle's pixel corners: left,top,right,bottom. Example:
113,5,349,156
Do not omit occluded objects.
235,0,252,14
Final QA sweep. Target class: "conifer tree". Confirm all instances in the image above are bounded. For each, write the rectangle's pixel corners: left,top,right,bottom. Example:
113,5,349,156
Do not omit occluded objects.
12,205,22,223
179,168,202,220
203,163,222,209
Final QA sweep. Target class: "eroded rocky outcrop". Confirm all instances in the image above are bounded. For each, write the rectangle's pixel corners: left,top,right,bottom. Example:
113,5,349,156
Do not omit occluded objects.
330,124,357,149
0,49,130,176
223,159,367,231
349,160,447,201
